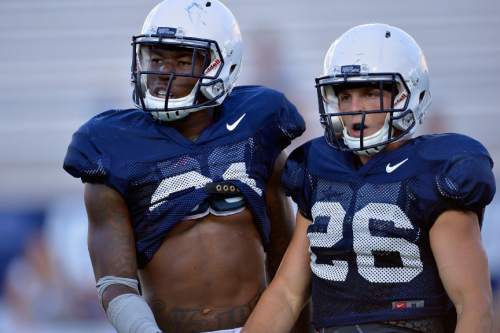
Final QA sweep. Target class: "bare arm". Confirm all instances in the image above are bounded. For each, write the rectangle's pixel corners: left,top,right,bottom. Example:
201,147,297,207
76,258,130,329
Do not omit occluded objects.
244,212,312,333
265,152,312,333
84,183,139,309
265,152,295,280
430,210,493,333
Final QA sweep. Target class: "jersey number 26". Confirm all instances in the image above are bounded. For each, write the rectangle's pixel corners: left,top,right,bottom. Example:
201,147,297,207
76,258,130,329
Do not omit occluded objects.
309,202,423,283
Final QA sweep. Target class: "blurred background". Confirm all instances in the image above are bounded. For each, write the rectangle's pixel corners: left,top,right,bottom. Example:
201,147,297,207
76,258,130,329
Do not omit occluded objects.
0,0,499,332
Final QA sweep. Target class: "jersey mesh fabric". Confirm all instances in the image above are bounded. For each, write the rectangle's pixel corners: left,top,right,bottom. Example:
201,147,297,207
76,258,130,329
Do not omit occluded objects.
63,86,306,268
129,137,266,267
309,177,450,327
282,134,495,328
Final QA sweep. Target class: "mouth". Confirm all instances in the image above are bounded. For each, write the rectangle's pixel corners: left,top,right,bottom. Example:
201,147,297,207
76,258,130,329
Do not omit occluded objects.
152,86,175,98
348,122,367,138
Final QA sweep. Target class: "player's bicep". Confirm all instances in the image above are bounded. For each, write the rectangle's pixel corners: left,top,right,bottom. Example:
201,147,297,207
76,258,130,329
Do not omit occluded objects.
430,210,492,312
84,183,137,280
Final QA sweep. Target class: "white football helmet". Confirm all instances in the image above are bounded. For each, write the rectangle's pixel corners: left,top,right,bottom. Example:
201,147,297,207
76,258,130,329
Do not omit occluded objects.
131,0,243,121
315,23,431,155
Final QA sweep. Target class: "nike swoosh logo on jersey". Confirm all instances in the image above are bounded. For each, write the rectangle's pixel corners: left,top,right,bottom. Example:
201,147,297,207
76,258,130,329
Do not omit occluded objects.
386,158,409,173
226,113,246,131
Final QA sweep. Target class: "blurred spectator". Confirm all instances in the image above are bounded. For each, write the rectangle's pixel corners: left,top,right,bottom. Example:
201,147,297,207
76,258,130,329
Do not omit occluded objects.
0,211,44,295
1,195,111,332
3,231,65,325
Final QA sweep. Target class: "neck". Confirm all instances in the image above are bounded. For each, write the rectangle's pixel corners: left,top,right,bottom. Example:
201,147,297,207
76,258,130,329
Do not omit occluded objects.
357,140,406,165
358,154,371,165
169,108,216,141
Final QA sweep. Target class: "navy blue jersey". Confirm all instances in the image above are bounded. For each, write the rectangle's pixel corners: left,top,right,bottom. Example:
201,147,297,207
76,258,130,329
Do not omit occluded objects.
282,133,495,328
64,86,305,268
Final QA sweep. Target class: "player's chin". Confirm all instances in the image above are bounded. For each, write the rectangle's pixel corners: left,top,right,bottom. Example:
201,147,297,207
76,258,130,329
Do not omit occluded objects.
347,129,374,138
169,83,196,97
150,87,192,99
346,123,384,138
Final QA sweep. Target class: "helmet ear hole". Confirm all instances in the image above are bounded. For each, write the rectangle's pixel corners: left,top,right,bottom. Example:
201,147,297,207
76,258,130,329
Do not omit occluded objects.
419,90,426,103
229,64,237,74
322,86,336,103
392,82,400,96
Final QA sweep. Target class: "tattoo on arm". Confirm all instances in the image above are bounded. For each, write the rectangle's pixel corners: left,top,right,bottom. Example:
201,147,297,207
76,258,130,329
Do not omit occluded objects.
85,183,138,308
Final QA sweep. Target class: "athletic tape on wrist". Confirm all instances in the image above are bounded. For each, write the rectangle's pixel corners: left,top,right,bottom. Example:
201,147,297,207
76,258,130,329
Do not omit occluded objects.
96,276,140,309
107,293,163,333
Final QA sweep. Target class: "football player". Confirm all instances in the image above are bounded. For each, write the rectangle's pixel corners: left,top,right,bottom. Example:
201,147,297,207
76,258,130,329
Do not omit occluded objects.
63,1,306,332
243,23,496,333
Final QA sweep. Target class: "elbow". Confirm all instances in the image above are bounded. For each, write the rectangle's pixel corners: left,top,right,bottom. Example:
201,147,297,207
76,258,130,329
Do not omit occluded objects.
455,292,493,323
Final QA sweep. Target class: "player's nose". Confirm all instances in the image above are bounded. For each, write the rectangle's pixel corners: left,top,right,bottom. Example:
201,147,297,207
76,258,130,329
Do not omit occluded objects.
349,94,365,112
159,61,175,73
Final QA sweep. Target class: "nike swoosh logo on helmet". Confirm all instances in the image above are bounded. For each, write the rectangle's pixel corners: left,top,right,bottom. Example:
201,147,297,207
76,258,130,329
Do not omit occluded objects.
386,158,409,173
226,113,246,131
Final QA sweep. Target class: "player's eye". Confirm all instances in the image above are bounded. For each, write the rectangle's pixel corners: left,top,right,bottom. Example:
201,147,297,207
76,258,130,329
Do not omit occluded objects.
178,60,192,66
367,89,381,98
338,94,350,102
151,57,164,65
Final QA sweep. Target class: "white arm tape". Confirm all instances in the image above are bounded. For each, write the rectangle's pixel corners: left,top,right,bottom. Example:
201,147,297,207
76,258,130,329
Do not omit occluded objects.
107,293,163,333
96,276,140,309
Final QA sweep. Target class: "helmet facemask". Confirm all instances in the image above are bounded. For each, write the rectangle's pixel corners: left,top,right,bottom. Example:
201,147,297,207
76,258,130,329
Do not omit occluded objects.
315,24,432,155
316,72,415,156
132,30,227,121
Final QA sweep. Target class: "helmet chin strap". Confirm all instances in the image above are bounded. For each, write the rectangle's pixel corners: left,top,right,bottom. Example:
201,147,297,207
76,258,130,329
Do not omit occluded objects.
354,144,385,156
342,114,391,156
144,82,211,122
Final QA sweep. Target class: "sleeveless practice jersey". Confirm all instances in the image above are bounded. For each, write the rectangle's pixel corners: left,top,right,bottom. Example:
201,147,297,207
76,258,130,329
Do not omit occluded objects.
64,86,305,268
282,133,495,328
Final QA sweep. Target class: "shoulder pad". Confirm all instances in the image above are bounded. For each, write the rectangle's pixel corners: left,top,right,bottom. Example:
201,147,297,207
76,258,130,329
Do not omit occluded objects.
424,134,496,218
228,85,305,140
62,109,142,194
282,141,313,219
418,133,490,161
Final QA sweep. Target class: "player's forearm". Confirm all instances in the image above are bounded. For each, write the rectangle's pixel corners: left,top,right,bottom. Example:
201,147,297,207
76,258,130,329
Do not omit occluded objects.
90,234,163,333
258,212,312,333
101,284,139,310
454,297,493,333
95,275,163,333
244,285,303,333
88,227,139,309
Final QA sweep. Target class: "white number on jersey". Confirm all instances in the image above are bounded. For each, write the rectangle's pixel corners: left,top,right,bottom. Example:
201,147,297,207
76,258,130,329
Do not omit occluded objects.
149,162,261,212
309,201,423,283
